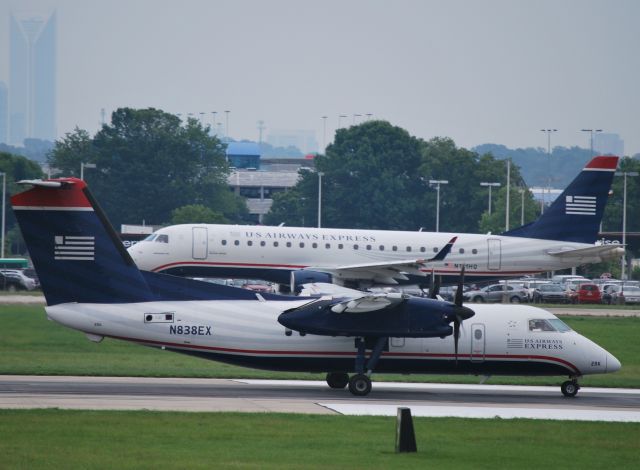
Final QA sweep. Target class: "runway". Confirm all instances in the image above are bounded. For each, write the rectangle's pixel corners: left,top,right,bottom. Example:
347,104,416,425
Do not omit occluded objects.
1,375,639,421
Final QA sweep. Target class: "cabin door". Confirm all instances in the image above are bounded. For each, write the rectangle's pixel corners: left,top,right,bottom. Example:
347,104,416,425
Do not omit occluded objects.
487,238,501,270
192,227,208,260
470,323,486,363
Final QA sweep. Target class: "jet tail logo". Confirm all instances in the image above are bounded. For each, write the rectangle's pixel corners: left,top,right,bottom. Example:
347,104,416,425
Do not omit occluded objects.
565,195,596,216
54,235,95,261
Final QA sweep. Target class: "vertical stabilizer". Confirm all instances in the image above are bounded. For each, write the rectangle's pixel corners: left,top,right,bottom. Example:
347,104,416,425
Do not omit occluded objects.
11,178,155,305
503,156,618,243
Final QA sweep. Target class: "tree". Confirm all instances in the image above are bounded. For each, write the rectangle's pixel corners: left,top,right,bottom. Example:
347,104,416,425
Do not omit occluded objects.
171,205,227,224
0,151,45,255
48,108,248,228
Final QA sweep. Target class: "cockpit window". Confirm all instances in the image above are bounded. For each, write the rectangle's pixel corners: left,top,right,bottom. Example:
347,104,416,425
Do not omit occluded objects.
528,318,571,333
143,234,157,242
548,319,572,332
156,234,169,243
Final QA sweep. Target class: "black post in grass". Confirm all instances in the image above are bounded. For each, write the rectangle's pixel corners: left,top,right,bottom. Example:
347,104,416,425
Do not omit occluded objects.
395,407,417,453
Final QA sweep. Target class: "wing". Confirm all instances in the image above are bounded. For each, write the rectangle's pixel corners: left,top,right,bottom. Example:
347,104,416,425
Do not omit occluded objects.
547,244,624,263
309,236,457,284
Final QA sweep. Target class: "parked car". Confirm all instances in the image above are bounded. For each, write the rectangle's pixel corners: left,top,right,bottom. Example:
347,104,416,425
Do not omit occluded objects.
609,285,640,305
0,269,37,291
571,283,602,304
521,279,552,302
463,284,528,303
0,272,26,291
531,284,570,304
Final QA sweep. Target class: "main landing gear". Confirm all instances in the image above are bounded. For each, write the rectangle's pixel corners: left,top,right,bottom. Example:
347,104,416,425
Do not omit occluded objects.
561,379,580,397
325,337,388,397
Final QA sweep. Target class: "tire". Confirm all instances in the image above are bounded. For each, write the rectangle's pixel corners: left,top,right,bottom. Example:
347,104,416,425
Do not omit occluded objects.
509,296,521,303
326,372,349,389
472,296,484,303
348,374,372,396
561,380,579,397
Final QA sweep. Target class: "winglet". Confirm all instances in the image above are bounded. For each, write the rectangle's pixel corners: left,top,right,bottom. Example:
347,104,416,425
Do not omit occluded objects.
427,236,457,262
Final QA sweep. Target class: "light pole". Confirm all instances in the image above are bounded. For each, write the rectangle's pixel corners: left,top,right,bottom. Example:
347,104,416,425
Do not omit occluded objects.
352,114,361,125
317,172,324,228
338,115,347,128
0,172,5,258
540,129,557,214
80,162,96,180
429,180,448,232
480,182,501,214
615,171,638,279
321,116,327,153
519,188,526,225
224,110,231,141
581,129,603,157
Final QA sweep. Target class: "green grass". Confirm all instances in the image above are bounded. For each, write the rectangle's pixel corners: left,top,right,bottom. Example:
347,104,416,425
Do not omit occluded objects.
1,305,639,387
0,410,638,469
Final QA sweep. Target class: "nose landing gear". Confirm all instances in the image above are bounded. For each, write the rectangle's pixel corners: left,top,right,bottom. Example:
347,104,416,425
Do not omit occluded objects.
561,379,580,397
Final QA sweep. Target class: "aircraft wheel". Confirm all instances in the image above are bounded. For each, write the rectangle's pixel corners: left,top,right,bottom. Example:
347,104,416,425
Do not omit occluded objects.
348,374,372,396
561,380,579,397
326,372,349,389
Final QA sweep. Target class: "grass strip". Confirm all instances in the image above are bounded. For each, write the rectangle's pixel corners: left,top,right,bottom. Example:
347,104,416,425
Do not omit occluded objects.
0,409,638,470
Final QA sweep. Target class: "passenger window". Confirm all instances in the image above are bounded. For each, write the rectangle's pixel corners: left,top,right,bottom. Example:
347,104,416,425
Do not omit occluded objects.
247,241,253,246
273,241,279,247
459,248,465,254
392,246,398,251
420,247,426,253
234,240,239,246
260,241,266,247
312,243,318,248
325,243,330,249
474,329,483,340
338,244,343,249
286,242,292,247
379,245,384,251
406,246,412,252
366,245,372,250
156,234,169,243
433,247,438,253
221,240,227,246
353,244,359,250
472,249,478,254
299,242,305,248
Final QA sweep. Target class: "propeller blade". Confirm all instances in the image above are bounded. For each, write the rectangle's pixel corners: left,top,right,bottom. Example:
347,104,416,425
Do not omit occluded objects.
454,266,466,307
428,269,436,299
454,316,460,365
433,275,441,298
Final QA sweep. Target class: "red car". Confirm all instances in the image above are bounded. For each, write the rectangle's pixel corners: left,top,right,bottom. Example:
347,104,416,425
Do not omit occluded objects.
570,283,602,304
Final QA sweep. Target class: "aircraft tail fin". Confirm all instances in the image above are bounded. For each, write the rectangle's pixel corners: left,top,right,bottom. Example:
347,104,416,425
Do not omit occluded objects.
11,178,156,306
503,156,618,243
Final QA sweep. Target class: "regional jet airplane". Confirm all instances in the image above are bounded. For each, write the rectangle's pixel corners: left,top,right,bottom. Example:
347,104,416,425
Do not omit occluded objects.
12,178,620,396
128,156,623,290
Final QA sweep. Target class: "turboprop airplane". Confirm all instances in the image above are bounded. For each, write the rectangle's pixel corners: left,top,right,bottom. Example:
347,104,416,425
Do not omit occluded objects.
128,155,624,290
12,178,620,396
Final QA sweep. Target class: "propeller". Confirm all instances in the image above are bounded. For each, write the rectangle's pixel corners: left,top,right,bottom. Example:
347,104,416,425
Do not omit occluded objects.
452,267,474,365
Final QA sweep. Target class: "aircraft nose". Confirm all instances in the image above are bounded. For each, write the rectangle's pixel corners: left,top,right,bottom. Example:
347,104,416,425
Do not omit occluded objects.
606,352,622,373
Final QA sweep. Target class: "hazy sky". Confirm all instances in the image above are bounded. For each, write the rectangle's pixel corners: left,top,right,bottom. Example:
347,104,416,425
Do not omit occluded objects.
1,0,639,154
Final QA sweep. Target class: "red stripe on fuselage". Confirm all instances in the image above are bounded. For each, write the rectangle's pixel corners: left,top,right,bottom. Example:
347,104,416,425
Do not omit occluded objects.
151,260,543,276
102,332,580,375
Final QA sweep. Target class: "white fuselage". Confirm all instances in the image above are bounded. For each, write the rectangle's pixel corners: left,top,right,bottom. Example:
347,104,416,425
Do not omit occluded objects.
129,224,616,284
46,299,620,378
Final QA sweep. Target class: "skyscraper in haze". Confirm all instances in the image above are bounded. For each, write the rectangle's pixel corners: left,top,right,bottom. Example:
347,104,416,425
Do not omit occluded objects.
0,82,7,144
9,11,57,145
